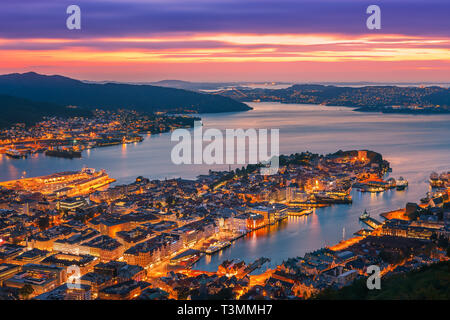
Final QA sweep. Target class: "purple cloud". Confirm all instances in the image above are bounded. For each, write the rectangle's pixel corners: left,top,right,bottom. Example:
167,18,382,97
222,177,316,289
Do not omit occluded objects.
0,0,448,39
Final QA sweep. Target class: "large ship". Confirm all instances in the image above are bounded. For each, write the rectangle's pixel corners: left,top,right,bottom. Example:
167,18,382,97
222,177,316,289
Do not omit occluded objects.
5,149,27,159
205,241,231,254
314,191,353,204
122,135,144,144
45,148,82,159
287,207,313,216
396,176,408,190
359,186,384,193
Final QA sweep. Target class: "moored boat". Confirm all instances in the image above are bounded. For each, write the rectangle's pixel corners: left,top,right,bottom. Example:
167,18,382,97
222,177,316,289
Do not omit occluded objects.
396,176,408,190
360,186,384,193
205,241,231,254
359,209,370,220
45,149,82,159
5,149,27,159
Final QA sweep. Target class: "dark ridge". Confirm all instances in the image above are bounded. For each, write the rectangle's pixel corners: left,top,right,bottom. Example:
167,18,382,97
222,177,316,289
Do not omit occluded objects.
0,72,252,114
0,94,92,128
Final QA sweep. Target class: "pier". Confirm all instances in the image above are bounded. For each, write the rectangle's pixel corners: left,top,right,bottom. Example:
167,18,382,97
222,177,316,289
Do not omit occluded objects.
242,257,271,276
360,216,383,229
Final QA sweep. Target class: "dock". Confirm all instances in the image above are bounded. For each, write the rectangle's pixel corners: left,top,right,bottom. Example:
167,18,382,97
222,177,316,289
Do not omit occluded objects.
360,216,383,229
242,257,270,276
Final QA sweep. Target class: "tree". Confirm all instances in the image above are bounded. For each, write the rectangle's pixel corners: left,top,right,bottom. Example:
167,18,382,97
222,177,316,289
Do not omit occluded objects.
176,287,190,300
37,216,50,231
437,235,449,249
19,284,34,300
166,195,176,207
212,287,235,300
430,232,438,241
242,171,249,183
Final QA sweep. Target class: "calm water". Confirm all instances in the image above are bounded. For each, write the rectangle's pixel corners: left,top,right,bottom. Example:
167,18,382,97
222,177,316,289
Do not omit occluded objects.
1,102,449,271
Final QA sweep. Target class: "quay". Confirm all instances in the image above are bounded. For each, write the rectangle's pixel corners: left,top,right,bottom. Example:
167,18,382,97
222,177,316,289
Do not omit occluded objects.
360,216,383,229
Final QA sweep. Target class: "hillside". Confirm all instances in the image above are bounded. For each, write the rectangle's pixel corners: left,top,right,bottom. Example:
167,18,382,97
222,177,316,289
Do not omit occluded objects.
217,84,450,112
314,261,450,300
0,94,92,128
0,72,251,114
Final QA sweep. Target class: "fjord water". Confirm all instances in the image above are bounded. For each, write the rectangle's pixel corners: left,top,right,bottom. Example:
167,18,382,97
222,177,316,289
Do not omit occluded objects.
1,102,449,270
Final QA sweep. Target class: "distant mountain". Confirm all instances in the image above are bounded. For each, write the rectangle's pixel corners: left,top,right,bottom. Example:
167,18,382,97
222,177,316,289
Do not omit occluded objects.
149,80,237,91
151,79,202,88
0,94,92,128
218,84,450,110
0,72,251,114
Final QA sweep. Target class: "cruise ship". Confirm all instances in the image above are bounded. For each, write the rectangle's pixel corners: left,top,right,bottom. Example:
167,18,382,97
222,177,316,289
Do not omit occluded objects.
45,148,82,159
396,177,409,190
205,241,231,254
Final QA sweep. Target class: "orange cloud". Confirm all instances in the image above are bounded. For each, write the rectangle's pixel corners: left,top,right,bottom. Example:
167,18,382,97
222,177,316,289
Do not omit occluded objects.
1,33,449,82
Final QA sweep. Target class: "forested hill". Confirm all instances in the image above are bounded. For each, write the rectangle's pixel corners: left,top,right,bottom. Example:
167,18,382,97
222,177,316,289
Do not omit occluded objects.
0,72,251,114
314,261,450,300
0,94,92,128
217,84,450,112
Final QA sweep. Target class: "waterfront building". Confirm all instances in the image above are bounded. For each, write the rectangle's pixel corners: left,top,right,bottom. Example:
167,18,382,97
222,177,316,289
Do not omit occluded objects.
380,220,435,240
230,214,249,234
246,214,265,230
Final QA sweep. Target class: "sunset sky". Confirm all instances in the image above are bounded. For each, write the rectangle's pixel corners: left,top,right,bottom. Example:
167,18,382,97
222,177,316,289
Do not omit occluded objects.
1,0,449,82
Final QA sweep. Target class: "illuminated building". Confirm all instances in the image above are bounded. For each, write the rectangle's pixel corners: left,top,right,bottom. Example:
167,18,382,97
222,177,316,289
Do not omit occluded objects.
246,214,265,230
10,248,50,266
4,264,66,297
98,280,150,300
0,243,25,263
0,263,21,286
57,197,88,211
41,253,98,276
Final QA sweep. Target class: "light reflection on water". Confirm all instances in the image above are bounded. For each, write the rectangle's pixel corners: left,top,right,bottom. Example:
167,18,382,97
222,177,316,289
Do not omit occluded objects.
1,102,449,271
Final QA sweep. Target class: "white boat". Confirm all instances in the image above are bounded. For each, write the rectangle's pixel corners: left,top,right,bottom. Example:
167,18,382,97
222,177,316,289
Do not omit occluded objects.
359,210,370,220
5,149,26,159
205,241,231,254
396,177,408,190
